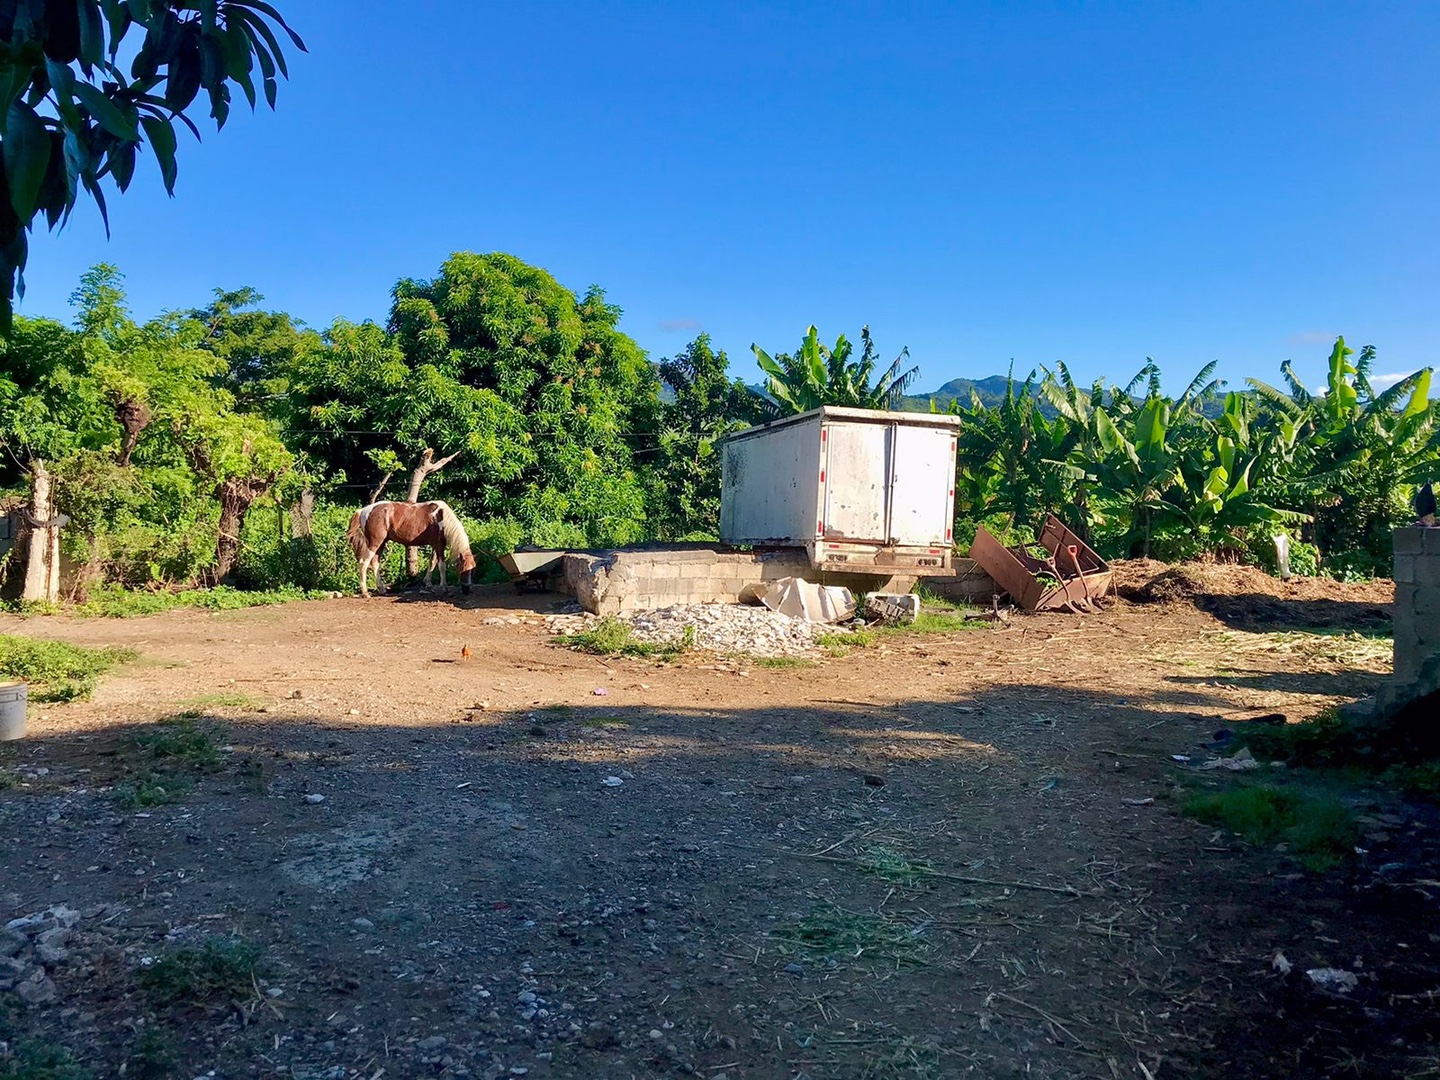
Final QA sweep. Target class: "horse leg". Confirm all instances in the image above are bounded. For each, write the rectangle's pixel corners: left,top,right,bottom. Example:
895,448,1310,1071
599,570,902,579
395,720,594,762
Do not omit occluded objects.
374,542,387,596
358,552,370,599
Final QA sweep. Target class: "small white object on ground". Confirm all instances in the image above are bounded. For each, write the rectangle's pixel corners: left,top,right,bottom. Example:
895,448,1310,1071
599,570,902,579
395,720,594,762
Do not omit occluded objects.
602,776,624,787
304,793,325,804
1306,967,1358,992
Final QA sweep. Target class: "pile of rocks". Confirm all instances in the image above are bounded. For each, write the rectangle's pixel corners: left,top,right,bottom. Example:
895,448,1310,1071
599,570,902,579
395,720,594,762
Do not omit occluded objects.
0,904,82,1005
546,603,823,657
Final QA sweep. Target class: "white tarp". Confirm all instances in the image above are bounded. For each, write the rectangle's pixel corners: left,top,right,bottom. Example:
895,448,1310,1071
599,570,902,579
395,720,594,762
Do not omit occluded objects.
756,576,856,623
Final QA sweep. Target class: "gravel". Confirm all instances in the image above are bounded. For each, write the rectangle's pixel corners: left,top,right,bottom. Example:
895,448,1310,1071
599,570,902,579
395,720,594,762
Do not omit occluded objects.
546,603,825,657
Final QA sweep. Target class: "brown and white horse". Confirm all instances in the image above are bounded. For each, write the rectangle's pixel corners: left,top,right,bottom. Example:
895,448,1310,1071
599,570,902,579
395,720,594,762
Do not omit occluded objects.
346,500,476,598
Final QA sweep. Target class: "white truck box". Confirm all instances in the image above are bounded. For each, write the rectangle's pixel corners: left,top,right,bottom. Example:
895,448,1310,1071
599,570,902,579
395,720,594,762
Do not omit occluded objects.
720,406,960,575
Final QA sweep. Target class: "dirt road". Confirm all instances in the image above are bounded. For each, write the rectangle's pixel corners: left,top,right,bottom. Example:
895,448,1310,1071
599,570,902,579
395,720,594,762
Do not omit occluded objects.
2,574,1432,1079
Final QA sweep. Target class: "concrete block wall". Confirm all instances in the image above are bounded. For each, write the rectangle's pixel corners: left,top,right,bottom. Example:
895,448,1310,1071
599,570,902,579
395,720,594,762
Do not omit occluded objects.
919,559,1003,605
1393,528,1440,685
559,547,948,616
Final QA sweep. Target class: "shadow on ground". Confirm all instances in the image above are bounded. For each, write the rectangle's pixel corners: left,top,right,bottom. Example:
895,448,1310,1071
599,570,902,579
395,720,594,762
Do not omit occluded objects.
3,674,1438,1079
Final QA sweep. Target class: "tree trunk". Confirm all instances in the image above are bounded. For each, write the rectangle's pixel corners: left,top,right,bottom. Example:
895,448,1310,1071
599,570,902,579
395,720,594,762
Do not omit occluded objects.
290,488,314,538
367,471,394,506
115,398,152,467
21,460,55,603
404,447,461,576
209,475,275,584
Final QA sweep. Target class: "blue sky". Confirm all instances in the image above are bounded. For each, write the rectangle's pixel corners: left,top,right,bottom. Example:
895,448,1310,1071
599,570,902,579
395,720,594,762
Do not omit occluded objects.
20,1,1440,395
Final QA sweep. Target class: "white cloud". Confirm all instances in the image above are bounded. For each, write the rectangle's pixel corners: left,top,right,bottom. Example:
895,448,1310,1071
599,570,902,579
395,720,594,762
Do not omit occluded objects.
1368,372,1410,391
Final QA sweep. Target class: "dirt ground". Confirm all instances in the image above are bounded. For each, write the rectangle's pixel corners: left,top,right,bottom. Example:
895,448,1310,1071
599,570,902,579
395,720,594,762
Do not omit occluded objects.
1,565,1434,1079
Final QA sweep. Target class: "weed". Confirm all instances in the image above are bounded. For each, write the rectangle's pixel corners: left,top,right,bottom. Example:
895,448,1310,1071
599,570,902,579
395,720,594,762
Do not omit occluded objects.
1183,782,1356,871
178,691,264,711
1389,762,1440,801
139,937,262,1004
113,716,224,808
0,1040,90,1080
751,656,816,669
1238,708,1352,768
855,845,938,885
555,617,686,660
0,636,136,703
114,771,196,809
580,716,628,728
817,629,876,656
126,1025,178,1080
67,584,330,619
818,610,986,655
131,716,223,771
772,906,928,964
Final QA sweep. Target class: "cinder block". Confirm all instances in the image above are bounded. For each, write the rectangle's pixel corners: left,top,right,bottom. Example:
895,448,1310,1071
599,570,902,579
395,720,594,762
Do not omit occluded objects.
1426,529,1440,556
1395,555,1416,584
1412,586,1440,619
1416,558,1440,588
1396,528,1426,555
1396,643,1417,683
679,562,710,580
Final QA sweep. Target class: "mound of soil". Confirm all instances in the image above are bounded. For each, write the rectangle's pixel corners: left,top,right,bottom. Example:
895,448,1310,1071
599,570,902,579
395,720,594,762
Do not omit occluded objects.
1112,559,1394,630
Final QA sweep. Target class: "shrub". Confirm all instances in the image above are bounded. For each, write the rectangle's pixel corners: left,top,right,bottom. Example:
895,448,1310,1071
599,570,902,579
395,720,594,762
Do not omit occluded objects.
0,636,135,702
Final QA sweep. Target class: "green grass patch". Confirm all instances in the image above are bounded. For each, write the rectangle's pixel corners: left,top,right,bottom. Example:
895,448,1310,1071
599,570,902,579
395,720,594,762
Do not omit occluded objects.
876,611,989,636
554,617,690,660
0,635,136,702
750,656,816,669
1183,782,1357,871
1237,708,1352,769
772,906,928,965
114,715,224,808
178,691,264,711
48,584,330,619
816,628,876,656
138,937,262,1004
580,716,629,728
854,845,938,885
0,1040,90,1080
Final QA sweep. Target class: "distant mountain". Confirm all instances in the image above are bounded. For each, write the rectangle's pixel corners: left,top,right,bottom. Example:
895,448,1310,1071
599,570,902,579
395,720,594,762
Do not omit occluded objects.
898,376,1020,413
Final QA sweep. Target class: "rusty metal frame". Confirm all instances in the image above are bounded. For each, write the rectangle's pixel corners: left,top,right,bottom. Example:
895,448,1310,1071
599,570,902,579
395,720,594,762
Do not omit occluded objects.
968,515,1112,612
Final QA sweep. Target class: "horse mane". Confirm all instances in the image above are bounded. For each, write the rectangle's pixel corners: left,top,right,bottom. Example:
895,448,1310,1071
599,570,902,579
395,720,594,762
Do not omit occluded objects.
429,501,474,566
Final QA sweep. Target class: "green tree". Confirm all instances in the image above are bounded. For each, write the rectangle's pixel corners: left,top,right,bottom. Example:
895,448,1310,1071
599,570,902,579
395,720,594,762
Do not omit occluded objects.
649,334,753,540
387,252,661,547
751,325,919,416
0,1,305,327
187,286,316,414
0,264,290,586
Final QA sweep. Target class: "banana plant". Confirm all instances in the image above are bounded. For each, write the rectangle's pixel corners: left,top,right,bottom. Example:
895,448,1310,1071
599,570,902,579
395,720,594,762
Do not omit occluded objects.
952,367,1076,536
1162,392,1305,542
1248,335,1438,567
750,325,919,417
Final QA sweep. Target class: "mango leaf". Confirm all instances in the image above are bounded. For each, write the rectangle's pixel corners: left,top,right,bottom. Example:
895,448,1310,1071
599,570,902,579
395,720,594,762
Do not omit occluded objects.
73,80,139,140
140,114,177,193
4,101,52,220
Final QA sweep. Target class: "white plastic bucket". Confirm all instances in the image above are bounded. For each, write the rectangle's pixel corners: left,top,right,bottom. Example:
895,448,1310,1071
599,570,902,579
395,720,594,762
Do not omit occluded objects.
0,681,26,741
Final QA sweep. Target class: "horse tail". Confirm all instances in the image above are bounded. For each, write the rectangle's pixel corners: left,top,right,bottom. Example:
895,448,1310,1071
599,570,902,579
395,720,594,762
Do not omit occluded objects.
347,504,376,560
431,501,475,569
